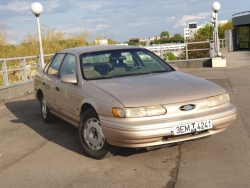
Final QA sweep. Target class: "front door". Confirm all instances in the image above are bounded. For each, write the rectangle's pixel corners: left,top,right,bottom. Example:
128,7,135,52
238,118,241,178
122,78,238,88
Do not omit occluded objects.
55,54,82,125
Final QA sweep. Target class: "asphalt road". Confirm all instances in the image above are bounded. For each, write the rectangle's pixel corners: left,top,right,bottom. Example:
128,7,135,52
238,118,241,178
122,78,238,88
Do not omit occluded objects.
0,65,250,188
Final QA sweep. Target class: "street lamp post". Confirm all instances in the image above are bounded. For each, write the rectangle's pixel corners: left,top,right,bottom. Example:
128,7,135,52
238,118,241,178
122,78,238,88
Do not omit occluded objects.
210,17,216,57
30,2,44,69
211,2,221,56
211,13,216,56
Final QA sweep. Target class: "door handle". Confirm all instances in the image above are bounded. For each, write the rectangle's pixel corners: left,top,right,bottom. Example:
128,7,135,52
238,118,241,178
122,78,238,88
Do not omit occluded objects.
55,87,60,91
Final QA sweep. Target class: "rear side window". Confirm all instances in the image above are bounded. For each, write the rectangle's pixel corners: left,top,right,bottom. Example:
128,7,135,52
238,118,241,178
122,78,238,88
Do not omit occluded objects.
46,54,65,77
59,54,77,78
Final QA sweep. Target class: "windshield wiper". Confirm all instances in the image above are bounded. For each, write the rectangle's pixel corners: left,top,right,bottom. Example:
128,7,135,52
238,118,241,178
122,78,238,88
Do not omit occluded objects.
150,70,170,73
88,71,169,80
88,74,128,80
126,72,153,76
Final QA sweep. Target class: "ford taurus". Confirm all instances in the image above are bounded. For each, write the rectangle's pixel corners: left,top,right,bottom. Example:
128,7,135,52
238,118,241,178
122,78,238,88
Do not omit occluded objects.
34,45,237,159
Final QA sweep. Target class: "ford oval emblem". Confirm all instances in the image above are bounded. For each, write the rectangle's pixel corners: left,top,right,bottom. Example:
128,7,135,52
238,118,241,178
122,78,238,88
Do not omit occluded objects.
180,104,196,111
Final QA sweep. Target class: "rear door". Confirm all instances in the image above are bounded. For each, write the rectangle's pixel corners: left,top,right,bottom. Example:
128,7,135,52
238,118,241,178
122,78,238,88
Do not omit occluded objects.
43,53,65,111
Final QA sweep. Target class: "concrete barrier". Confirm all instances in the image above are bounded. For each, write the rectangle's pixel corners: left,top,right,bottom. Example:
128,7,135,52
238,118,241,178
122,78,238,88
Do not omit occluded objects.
167,58,212,68
0,81,34,103
0,58,213,102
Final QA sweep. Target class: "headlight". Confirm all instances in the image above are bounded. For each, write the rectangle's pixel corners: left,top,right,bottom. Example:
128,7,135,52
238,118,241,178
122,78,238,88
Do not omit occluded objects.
112,106,167,118
207,93,230,107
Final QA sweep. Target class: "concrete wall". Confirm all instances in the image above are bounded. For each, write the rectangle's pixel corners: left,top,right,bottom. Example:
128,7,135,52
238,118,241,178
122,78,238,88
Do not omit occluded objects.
0,59,213,102
0,81,34,103
167,58,212,68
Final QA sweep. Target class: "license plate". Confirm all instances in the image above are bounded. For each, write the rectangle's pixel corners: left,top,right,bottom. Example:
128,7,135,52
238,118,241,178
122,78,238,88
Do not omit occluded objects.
174,120,213,135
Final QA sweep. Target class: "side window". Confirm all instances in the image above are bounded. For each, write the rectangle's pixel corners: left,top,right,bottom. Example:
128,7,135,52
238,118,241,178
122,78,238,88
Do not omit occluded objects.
82,54,109,65
136,51,165,70
59,54,77,78
47,54,65,77
121,52,135,67
43,56,55,73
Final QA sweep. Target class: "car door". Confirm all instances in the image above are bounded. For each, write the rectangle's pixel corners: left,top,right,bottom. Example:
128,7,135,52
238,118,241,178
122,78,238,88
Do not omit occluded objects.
43,53,65,111
54,54,83,125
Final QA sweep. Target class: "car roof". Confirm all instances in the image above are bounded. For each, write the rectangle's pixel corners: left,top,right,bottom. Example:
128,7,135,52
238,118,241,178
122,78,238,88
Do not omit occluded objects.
58,45,144,54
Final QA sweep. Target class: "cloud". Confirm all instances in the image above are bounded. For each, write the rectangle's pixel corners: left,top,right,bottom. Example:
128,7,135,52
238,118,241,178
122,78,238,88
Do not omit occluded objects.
1,0,250,45
84,4,101,11
0,2,29,13
63,27,86,35
174,12,211,28
165,16,176,22
7,39,18,45
96,24,108,29
127,22,146,28
0,0,60,17
44,0,59,12
63,24,108,36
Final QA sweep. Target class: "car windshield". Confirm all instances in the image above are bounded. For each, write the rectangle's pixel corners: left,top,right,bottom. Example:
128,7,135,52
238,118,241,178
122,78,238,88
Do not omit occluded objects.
80,48,174,80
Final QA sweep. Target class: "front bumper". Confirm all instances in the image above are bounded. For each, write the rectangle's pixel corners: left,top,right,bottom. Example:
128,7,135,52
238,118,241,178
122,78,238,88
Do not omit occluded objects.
100,104,237,148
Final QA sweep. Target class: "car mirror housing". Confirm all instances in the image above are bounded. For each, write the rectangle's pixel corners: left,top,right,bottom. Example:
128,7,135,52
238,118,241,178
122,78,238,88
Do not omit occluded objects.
60,74,78,84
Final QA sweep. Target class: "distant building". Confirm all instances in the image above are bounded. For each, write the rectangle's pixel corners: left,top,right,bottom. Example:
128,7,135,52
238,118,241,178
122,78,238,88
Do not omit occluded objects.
183,22,202,40
184,20,229,40
148,36,161,41
232,10,250,50
128,38,142,44
95,39,108,45
217,20,229,25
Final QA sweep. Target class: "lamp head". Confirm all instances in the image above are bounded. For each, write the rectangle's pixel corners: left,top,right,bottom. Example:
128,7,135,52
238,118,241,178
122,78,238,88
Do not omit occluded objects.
212,2,221,12
30,2,43,16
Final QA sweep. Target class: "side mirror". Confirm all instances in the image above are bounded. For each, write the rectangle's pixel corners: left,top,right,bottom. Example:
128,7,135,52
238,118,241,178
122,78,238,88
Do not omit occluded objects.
169,64,179,71
61,74,78,84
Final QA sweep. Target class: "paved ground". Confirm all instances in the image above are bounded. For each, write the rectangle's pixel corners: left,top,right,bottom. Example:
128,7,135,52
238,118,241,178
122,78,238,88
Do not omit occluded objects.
0,53,250,188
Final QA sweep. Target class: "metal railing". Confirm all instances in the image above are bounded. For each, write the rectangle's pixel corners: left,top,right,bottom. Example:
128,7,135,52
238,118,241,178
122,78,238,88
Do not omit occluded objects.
220,39,228,49
0,40,228,89
0,54,54,89
146,39,227,61
146,41,209,60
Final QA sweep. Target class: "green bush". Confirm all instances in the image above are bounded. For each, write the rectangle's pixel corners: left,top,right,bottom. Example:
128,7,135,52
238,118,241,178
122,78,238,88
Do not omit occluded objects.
0,24,114,86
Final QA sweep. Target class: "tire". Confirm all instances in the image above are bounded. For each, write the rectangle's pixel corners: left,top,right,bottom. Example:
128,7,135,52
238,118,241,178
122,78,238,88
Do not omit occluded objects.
78,108,119,159
41,95,56,123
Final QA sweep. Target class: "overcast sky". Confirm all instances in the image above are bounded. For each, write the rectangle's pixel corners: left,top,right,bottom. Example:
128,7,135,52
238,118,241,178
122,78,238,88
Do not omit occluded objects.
0,0,249,44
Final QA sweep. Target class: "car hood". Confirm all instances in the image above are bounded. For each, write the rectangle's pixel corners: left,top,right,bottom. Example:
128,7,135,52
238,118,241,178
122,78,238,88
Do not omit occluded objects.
89,71,225,107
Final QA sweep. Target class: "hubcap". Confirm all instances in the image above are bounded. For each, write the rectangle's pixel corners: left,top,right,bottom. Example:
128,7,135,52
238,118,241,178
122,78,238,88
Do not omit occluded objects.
42,98,47,119
83,118,105,150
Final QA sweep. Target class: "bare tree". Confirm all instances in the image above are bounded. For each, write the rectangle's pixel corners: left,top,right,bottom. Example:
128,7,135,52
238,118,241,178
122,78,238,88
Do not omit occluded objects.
0,22,7,45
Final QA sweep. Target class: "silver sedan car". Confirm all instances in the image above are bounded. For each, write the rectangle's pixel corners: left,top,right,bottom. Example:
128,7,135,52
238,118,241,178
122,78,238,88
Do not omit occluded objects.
34,45,237,159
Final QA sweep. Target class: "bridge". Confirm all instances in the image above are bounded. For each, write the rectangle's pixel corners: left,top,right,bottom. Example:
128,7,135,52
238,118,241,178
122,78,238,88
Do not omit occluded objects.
1,40,227,102
0,49,250,187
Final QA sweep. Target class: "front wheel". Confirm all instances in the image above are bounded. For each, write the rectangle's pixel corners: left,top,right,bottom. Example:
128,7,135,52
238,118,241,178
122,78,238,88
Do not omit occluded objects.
78,108,119,159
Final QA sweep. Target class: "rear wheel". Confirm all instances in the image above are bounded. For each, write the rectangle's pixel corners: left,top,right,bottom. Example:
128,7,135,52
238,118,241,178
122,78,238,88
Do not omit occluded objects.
41,96,56,123
78,108,119,159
